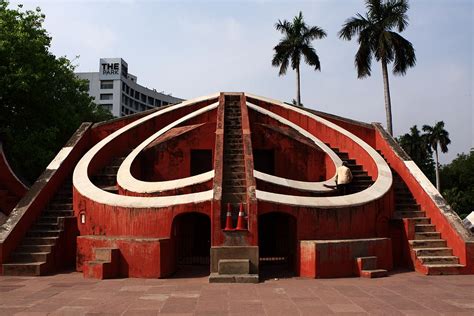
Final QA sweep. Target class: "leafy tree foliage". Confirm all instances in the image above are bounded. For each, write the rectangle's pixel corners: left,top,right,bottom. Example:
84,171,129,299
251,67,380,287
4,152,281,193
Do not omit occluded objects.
423,121,451,191
0,1,112,183
397,125,435,183
272,11,326,107
440,151,474,219
339,0,416,136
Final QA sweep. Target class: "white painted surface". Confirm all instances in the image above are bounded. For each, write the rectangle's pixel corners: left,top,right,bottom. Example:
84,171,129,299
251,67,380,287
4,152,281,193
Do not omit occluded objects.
247,94,392,208
248,102,341,193
117,102,218,193
73,94,219,208
46,147,73,170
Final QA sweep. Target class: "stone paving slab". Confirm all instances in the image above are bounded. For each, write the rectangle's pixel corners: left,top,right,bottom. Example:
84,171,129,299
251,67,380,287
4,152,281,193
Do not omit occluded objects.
0,270,473,315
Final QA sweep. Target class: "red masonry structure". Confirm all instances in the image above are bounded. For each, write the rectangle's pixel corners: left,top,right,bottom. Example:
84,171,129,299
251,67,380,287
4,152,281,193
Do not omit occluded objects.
0,92,472,281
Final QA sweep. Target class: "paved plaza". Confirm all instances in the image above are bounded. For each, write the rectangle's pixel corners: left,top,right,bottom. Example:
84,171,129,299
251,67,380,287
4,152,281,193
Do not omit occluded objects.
0,268,473,315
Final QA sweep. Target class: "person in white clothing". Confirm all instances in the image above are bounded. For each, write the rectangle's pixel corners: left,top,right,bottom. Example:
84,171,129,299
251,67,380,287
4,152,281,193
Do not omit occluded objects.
335,162,353,195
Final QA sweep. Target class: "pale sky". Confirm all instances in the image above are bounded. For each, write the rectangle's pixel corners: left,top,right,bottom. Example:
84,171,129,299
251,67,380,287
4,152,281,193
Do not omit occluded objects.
10,0,474,164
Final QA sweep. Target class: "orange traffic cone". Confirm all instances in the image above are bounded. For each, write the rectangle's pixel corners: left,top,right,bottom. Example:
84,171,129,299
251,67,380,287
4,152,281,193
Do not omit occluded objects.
224,203,233,231
236,203,246,230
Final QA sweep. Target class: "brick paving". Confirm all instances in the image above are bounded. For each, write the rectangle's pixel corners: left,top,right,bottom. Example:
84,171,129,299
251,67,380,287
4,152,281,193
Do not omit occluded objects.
0,268,473,315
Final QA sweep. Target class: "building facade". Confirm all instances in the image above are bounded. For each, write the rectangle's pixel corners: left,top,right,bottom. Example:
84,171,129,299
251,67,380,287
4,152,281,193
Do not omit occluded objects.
76,58,184,117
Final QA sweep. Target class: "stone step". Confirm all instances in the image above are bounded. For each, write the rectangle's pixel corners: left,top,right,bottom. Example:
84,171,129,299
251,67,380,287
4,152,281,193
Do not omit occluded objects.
2,262,46,276
47,203,73,210
10,252,50,263
17,244,54,253
393,211,426,219
414,247,452,256
356,256,377,270
408,217,431,225
409,239,446,248
360,269,388,278
346,164,363,171
218,259,250,275
418,256,459,264
396,203,420,211
353,175,372,181
415,224,436,232
209,273,259,283
223,173,245,180
43,210,74,217
222,193,246,203
224,179,246,187
32,223,59,231
425,264,463,275
414,232,441,240
37,216,60,224
27,230,62,238
22,237,59,245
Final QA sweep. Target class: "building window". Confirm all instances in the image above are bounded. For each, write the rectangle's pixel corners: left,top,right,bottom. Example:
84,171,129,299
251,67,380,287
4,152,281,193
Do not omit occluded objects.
148,96,154,105
126,85,129,94
100,93,113,100
130,88,135,97
122,82,126,91
135,91,140,99
100,80,114,89
155,99,162,107
102,104,113,112
141,94,146,103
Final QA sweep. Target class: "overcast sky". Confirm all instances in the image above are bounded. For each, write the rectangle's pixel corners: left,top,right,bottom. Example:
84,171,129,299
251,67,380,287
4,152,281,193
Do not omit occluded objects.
11,0,473,163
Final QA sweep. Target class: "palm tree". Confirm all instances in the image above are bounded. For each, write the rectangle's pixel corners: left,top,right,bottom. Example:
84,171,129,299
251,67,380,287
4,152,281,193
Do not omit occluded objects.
422,121,451,191
272,11,326,107
338,0,416,135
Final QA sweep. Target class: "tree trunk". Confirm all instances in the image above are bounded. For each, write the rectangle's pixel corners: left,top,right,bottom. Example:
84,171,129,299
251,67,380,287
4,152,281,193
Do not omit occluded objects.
296,64,301,107
434,147,441,191
381,59,393,135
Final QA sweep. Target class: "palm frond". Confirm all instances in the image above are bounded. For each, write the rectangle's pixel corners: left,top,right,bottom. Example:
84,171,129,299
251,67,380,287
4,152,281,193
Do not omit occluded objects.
275,19,292,34
301,44,321,71
389,31,416,75
305,25,327,40
338,14,370,40
355,36,372,78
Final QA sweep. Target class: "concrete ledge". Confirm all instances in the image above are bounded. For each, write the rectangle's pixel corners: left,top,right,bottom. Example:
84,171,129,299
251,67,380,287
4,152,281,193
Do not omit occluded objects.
218,259,249,275
211,246,258,274
300,238,392,278
209,273,259,283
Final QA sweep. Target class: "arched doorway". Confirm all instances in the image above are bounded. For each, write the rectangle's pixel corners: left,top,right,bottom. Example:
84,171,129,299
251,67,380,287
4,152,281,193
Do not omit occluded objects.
172,212,210,276
258,212,297,278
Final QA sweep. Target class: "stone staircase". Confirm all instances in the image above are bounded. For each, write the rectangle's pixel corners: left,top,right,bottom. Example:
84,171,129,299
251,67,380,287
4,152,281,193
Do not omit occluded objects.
329,146,374,194
92,156,125,194
2,180,74,276
221,96,246,220
356,256,388,278
391,170,463,275
83,248,120,279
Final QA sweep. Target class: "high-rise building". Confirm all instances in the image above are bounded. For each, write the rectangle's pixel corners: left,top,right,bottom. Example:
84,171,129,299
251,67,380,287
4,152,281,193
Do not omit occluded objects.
76,58,184,117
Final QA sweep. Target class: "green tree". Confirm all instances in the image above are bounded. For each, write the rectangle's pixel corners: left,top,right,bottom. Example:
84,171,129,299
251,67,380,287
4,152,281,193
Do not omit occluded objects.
0,1,112,182
422,121,451,191
440,151,474,219
398,125,435,182
338,0,416,136
272,11,326,107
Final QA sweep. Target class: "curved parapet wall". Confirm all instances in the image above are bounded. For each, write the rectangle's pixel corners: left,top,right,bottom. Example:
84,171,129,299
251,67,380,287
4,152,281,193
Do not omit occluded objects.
73,94,219,209
0,142,28,216
246,96,392,208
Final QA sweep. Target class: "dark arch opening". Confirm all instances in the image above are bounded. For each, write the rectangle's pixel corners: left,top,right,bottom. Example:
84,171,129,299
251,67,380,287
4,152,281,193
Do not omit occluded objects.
258,212,297,279
172,212,210,277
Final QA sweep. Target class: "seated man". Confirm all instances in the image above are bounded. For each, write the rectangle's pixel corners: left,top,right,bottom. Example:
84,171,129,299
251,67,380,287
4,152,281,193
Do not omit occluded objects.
335,162,353,195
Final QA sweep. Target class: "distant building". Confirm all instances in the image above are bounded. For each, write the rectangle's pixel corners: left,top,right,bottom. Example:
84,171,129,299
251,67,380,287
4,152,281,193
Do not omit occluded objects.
76,58,184,117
